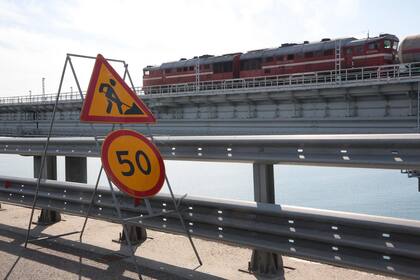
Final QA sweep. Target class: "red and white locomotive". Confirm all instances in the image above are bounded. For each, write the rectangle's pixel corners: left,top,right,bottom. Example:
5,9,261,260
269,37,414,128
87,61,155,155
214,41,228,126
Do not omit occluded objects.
143,33,420,92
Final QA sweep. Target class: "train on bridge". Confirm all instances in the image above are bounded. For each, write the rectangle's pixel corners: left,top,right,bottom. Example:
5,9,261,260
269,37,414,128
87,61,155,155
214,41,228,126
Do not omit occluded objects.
142,33,420,93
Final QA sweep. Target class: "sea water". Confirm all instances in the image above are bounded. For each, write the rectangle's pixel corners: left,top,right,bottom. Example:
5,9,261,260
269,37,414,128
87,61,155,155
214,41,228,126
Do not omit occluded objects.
0,154,419,220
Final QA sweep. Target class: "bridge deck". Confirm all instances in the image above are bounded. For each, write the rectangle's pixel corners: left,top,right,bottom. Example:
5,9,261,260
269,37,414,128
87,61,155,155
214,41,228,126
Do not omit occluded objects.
0,204,395,280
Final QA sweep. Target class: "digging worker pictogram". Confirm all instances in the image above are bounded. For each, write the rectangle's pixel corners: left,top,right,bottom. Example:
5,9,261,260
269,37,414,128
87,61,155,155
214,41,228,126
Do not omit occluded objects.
98,78,144,115
99,79,124,114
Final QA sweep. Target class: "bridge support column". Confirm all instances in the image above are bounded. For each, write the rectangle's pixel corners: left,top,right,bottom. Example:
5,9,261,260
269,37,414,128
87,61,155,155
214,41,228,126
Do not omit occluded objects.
65,157,87,183
34,156,61,225
249,162,284,277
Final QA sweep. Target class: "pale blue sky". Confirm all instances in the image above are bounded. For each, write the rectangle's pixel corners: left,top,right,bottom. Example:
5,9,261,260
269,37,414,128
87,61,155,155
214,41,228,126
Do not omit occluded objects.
0,0,419,96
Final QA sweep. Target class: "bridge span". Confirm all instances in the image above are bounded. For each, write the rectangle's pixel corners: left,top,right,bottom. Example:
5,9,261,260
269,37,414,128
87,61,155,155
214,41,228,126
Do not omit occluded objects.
0,62,419,137
0,60,419,279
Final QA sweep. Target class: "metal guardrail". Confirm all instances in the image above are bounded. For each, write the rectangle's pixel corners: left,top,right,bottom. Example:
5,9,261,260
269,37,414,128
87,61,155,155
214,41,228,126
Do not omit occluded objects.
0,176,419,279
0,134,420,169
1,63,420,105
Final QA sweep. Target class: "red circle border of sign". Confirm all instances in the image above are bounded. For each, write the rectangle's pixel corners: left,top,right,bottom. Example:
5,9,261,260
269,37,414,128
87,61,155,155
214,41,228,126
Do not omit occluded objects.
101,129,165,198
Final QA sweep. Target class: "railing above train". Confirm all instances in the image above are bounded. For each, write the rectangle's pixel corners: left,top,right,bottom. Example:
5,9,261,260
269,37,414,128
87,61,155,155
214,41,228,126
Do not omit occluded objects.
1,62,420,105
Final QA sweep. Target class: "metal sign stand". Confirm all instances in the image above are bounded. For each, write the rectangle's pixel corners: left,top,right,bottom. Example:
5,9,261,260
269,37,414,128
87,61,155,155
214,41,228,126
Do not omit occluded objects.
23,53,201,280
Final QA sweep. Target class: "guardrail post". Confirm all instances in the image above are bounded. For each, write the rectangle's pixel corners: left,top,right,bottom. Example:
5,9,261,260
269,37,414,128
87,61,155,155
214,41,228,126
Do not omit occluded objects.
249,162,284,277
34,155,61,225
65,157,87,183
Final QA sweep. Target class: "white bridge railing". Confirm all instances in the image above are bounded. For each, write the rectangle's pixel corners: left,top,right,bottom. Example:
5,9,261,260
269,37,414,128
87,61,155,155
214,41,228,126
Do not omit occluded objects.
1,63,420,105
143,62,420,94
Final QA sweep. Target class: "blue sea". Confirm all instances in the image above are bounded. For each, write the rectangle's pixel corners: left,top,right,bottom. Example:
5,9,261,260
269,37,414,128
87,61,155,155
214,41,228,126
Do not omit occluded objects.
0,154,419,220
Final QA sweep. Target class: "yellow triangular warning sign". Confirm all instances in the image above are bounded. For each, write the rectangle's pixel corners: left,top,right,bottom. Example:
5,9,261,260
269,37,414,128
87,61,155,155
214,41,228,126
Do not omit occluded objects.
80,54,156,123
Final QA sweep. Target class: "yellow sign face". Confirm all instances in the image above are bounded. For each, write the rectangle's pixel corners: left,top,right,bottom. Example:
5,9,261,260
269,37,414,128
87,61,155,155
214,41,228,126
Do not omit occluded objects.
101,130,165,198
80,54,155,123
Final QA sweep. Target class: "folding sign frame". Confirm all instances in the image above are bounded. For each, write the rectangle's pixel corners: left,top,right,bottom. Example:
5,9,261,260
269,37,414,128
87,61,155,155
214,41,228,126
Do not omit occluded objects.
23,53,202,280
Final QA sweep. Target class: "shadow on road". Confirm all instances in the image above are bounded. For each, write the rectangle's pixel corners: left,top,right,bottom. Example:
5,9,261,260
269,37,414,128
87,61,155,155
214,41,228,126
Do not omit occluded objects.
0,223,223,280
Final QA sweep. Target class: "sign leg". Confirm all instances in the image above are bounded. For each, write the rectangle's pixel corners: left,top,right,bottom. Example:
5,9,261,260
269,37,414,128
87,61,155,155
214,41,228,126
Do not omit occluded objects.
165,175,203,266
24,56,69,248
107,178,143,280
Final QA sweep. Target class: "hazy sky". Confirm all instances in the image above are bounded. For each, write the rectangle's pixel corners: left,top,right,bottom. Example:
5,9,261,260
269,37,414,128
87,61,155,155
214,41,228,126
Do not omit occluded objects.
1,0,419,96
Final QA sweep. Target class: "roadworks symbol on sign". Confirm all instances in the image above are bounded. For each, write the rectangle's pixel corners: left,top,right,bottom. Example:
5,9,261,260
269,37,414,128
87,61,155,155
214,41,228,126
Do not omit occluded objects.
80,54,156,123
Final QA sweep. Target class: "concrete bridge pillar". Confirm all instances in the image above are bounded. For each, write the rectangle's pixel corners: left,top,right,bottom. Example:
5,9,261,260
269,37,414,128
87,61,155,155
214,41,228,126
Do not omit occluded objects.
34,156,61,225
249,162,284,277
65,157,87,183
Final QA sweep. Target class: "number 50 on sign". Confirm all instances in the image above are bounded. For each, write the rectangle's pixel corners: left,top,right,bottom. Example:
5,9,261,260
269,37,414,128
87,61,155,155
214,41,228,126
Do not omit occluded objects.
101,130,165,198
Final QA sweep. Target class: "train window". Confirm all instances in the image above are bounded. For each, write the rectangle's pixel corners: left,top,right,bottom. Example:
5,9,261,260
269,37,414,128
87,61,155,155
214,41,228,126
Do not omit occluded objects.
183,67,188,71
346,48,352,55
368,43,378,50
384,40,391,49
164,69,172,74
287,54,294,60
240,59,261,71
144,70,150,75
355,46,363,53
304,52,314,58
189,66,194,71
392,41,398,50
265,57,274,62
214,62,233,73
276,55,284,61
324,49,333,56
177,68,182,72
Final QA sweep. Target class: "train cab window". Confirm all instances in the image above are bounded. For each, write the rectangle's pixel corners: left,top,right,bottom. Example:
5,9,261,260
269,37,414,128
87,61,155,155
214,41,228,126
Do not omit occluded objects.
144,70,150,76
392,41,398,50
287,54,294,60
384,40,391,49
368,42,378,50
346,48,352,55
355,46,363,53
304,52,314,58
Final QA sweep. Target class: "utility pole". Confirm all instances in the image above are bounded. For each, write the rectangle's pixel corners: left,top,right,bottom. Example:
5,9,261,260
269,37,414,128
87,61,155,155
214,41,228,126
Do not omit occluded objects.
42,77,45,99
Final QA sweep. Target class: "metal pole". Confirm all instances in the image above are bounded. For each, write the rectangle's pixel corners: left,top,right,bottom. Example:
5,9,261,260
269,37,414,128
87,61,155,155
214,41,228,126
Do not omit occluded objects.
146,124,202,266
24,57,68,248
79,166,103,241
68,57,85,100
42,77,45,98
67,53,126,63
107,177,143,280
164,173,202,265
68,56,107,242
417,82,419,132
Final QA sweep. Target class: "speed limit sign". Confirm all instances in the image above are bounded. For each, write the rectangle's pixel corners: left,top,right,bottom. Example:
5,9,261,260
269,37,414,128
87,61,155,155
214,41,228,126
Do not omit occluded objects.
101,129,165,198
